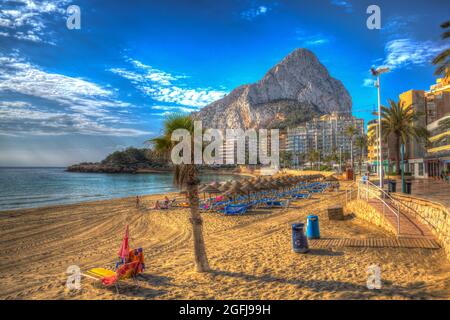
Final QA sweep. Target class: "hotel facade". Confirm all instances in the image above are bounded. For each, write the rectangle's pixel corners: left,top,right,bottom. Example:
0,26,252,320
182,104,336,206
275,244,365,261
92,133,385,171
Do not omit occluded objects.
286,113,365,167
368,75,450,178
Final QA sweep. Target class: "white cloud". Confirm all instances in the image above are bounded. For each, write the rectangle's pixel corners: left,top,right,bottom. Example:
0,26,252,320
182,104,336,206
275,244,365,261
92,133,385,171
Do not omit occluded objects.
330,0,352,13
150,105,199,113
296,30,331,47
110,58,227,109
381,38,447,70
0,56,129,114
143,86,227,108
362,78,375,88
241,5,271,20
0,0,71,44
0,54,148,137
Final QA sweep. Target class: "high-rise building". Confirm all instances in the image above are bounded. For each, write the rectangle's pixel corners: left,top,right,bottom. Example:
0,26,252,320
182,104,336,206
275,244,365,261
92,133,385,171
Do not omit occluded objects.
398,90,427,177
386,75,450,178
425,75,450,177
286,112,365,167
367,119,390,174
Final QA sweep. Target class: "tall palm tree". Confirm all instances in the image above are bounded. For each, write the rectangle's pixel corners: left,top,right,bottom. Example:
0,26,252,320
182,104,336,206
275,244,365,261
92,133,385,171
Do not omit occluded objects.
148,113,210,272
432,21,450,77
370,100,429,175
355,134,368,175
345,125,358,169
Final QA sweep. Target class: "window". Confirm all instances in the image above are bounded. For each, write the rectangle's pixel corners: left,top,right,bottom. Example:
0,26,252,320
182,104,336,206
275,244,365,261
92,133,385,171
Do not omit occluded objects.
418,163,424,176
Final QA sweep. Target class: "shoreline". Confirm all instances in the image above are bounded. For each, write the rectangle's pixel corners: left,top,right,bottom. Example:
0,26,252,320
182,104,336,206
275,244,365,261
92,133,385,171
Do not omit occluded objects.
0,170,253,213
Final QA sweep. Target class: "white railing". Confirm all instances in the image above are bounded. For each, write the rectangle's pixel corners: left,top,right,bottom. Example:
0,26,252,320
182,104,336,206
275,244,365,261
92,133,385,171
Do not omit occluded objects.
357,180,401,235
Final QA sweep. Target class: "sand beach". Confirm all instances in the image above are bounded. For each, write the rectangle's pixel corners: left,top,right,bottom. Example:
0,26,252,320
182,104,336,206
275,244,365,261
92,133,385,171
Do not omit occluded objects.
0,184,449,300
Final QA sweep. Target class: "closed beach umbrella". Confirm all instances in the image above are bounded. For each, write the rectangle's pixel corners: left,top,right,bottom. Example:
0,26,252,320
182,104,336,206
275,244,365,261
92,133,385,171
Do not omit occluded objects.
225,185,246,202
218,181,232,192
209,181,221,189
200,184,220,200
118,224,130,260
200,184,220,195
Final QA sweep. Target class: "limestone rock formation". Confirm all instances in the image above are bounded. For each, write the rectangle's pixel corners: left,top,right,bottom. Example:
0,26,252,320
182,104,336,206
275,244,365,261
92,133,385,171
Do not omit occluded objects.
194,48,352,129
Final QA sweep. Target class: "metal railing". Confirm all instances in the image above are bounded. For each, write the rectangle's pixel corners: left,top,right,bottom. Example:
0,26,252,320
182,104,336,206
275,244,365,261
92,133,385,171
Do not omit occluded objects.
357,180,401,235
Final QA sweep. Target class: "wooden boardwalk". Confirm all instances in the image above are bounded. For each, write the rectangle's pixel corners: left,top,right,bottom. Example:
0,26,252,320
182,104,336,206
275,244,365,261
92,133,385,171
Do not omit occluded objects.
309,237,440,249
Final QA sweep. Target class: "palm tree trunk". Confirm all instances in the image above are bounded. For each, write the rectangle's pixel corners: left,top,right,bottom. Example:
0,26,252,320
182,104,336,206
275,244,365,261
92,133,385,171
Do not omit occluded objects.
350,140,353,169
187,183,210,272
395,136,401,175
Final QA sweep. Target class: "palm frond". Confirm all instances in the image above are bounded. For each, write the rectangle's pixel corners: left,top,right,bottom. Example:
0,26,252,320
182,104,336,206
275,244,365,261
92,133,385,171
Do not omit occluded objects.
440,20,450,29
432,49,450,65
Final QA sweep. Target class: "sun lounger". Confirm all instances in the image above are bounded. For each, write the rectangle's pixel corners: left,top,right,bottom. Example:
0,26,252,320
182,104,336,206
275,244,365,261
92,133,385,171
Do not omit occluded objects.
224,204,249,215
292,193,311,199
82,248,145,293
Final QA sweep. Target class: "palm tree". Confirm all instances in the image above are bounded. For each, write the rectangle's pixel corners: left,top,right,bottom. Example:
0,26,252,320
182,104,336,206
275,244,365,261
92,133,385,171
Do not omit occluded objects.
355,134,368,175
148,113,210,272
307,149,320,170
432,21,450,77
345,125,358,169
370,100,429,175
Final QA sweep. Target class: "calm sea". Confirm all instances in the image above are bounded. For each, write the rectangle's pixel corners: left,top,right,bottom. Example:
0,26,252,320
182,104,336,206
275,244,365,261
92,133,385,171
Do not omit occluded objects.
0,167,241,211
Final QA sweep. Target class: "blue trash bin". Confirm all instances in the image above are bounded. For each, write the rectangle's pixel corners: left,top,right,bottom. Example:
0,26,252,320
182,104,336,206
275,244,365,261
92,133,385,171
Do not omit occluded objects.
306,215,320,239
292,223,309,253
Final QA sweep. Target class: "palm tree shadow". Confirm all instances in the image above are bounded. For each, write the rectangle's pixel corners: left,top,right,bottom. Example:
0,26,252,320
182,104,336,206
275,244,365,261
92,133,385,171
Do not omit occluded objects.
209,269,441,299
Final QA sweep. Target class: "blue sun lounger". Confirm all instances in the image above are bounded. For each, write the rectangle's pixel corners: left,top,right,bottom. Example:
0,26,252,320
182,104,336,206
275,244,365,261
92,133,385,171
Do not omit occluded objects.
224,204,249,215
292,193,311,199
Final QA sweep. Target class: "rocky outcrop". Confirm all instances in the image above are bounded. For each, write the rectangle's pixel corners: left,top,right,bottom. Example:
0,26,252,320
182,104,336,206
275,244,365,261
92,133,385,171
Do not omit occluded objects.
194,48,352,129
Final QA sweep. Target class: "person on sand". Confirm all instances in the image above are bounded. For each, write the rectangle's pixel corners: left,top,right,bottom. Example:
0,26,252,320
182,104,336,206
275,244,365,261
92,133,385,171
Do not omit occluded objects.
135,195,140,208
152,200,161,210
163,196,170,207
361,173,369,184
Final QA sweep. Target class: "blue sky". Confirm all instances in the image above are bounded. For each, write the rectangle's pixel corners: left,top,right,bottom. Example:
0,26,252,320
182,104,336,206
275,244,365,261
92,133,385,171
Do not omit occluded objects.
0,0,449,166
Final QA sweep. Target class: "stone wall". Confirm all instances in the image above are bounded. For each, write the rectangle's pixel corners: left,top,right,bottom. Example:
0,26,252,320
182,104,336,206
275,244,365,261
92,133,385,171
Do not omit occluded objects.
392,194,450,260
344,199,397,236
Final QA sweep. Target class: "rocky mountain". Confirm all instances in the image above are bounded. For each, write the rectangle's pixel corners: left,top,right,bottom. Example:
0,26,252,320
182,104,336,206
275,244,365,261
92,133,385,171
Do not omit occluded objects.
194,48,352,129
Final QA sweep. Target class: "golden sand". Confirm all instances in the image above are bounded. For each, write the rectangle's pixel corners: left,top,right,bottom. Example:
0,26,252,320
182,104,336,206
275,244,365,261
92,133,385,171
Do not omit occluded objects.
0,190,449,300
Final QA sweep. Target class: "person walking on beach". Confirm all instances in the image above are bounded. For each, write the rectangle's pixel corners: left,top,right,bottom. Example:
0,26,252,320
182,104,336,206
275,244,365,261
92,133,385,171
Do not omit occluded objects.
135,195,140,209
362,173,369,184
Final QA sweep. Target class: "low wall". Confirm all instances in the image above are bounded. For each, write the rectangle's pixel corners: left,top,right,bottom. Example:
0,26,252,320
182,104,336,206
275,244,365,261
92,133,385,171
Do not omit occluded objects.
344,199,397,236
392,194,450,260
281,169,335,177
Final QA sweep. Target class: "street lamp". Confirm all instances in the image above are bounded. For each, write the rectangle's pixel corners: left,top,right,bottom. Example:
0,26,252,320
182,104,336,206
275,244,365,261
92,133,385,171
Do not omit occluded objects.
339,144,342,173
371,66,390,189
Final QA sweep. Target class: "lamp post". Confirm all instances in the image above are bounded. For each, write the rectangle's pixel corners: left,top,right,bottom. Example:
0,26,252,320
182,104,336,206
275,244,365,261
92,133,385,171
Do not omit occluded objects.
371,67,390,189
339,145,342,173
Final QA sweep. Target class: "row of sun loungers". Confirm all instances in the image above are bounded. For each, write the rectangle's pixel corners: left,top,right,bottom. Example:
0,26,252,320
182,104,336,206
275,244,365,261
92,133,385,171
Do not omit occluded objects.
199,182,331,216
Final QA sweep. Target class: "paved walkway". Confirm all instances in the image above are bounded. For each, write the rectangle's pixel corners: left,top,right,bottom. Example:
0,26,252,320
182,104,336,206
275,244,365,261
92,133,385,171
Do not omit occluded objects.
407,179,450,209
368,199,436,239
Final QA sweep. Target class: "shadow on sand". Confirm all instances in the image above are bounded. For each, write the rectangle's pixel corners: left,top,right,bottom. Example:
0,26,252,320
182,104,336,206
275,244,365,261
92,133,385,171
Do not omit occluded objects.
209,269,445,299
307,248,344,256
109,274,174,298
